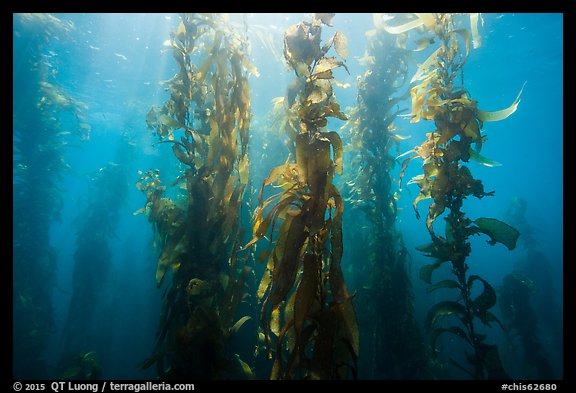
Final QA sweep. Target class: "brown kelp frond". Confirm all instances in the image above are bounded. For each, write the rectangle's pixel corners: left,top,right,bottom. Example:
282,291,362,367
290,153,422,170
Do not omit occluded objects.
136,13,255,379
396,13,520,379
246,14,358,380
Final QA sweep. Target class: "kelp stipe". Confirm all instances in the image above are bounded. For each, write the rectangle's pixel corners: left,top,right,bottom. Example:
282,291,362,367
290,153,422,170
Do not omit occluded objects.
13,13,90,379
136,13,256,379
245,13,358,380
341,15,431,379
390,13,523,379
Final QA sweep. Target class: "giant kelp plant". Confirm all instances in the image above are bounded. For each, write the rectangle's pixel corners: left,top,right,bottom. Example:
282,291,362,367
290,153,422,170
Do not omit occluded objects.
13,13,90,379
136,13,257,379
245,13,359,380
342,15,430,379
58,140,131,379
385,13,523,379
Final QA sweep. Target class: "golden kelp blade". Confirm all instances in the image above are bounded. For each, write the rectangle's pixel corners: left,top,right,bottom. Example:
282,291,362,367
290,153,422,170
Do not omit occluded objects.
410,47,442,84
477,81,527,122
381,15,424,35
470,13,483,49
333,31,348,61
451,29,471,59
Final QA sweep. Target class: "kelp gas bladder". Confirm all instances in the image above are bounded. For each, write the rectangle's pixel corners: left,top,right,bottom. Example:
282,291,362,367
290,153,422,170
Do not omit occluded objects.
136,13,256,379
245,13,359,380
387,13,523,379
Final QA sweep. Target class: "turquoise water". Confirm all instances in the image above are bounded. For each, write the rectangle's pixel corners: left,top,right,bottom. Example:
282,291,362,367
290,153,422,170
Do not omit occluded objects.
13,13,563,381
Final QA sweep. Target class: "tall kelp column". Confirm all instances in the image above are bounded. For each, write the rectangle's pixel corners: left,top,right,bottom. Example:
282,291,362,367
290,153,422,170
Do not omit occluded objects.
58,142,131,379
342,15,430,379
246,14,359,380
387,13,524,379
13,13,90,379
136,13,256,379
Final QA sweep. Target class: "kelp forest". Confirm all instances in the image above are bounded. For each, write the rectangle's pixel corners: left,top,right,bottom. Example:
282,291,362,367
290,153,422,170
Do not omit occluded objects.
12,13,564,382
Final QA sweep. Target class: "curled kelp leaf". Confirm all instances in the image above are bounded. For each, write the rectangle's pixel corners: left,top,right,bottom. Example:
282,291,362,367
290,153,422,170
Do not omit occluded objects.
419,259,450,284
431,326,471,355
471,217,520,250
469,148,501,167
477,81,526,122
425,301,467,330
383,17,424,34
468,275,500,327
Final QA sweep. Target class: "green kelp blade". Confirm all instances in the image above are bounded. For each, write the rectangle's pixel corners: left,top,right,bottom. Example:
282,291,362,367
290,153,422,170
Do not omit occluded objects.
419,260,449,284
416,239,452,263
468,275,498,326
472,217,520,250
426,279,461,293
430,326,471,355
477,81,526,122
425,301,467,330
229,316,252,336
469,148,502,167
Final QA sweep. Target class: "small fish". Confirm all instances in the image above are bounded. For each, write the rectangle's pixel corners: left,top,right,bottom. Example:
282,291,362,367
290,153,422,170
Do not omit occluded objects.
114,52,128,61
89,45,100,51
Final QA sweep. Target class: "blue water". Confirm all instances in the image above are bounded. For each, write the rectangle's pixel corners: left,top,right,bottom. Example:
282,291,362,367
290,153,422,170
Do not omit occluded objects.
13,13,563,380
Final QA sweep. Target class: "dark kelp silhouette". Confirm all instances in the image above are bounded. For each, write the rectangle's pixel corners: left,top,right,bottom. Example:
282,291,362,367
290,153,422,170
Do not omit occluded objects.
499,197,561,379
499,271,555,379
341,15,431,379
245,14,359,380
13,13,90,379
58,145,130,378
388,13,523,379
136,13,256,379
